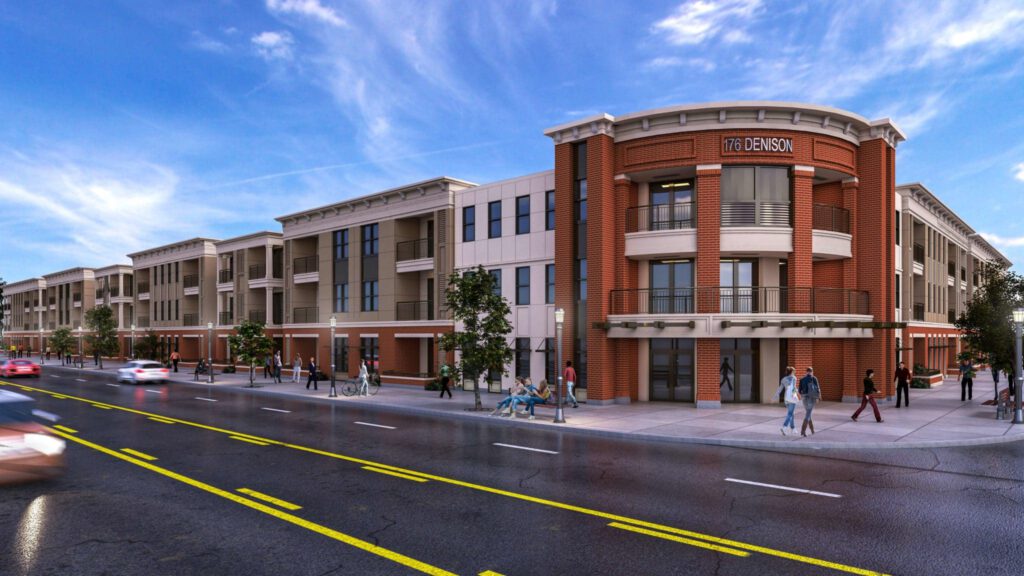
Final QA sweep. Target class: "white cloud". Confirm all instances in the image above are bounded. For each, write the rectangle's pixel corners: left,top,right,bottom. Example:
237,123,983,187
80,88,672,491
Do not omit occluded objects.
251,30,294,61
1014,162,1024,182
266,0,346,27
645,56,716,72
875,92,947,137
652,0,762,45
979,232,1024,248
189,30,229,54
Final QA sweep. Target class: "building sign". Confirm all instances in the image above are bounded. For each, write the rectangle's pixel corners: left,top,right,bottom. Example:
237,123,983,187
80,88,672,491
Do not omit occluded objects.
723,137,793,153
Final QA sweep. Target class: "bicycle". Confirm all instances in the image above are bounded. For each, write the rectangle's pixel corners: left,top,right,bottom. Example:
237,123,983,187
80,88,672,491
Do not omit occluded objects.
341,377,380,397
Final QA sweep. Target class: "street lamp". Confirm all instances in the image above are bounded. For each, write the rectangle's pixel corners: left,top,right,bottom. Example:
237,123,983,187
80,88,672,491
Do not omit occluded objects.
39,327,44,366
553,307,566,424
77,326,83,369
207,321,214,384
130,324,135,360
329,316,337,397
1013,308,1024,424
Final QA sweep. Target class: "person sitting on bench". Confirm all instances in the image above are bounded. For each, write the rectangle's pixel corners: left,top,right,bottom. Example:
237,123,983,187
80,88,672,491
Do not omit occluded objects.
491,378,529,416
517,380,552,420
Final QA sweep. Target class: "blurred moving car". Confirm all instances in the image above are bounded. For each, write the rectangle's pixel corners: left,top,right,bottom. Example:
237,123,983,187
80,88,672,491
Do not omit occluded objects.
0,359,41,378
0,390,66,484
117,360,170,385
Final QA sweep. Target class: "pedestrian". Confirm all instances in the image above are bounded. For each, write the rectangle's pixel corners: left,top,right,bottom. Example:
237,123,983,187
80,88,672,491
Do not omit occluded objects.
358,359,369,396
564,360,579,408
170,349,180,373
292,354,302,383
194,358,204,382
893,361,911,408
263,355,272,379
775,366,799,436
959,358,974,401
93,349,99,366
852,369,884,423
306,357,318,390
992,366,1001,402
798,367,820,437
274,351,283,383
45,347,51,361
438,362,452,398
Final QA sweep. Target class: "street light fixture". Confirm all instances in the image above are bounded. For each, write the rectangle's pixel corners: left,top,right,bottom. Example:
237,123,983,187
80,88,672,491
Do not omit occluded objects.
130,324,135,360
1013,308,1024,424
329,316,337,397
553,307,566,424
39,327,44,366
207,322,214,384
77,326,83,369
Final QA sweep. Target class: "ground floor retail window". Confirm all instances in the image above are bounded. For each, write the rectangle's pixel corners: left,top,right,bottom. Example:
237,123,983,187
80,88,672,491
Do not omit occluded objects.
650,338,695,402
334,336,348,374
360,337,379,373
720,339,759,403
575,338,587,389
515,338,530,378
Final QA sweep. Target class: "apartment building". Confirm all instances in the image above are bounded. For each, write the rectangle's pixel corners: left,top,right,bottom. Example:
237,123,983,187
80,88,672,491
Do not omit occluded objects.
4,277,49,352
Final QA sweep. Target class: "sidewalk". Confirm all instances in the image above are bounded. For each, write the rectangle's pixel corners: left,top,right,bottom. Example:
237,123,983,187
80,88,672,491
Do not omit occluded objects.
29,355,1024,450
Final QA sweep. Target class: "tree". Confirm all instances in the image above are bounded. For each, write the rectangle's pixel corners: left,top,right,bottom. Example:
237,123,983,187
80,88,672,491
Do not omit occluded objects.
438,265,514,411
84,305,119,369
49,327,74,363
955,264,1024,378
134,330,160,362
227,320,274,388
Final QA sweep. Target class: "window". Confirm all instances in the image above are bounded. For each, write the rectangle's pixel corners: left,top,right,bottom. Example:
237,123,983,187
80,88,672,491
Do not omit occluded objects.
720,166,790,226
334,229,349,313
175,262,179,283
545,264,555,304
578,259,587,301
334,336,348,374
362,224,379,256
650,260,694,313
545,190,556,231
362,281,378,311
489,269,502,297
516,195,530,235
335,283,349,313
515,338,531,378
488,201,501,238
516,266,530,305
334,229,349,260
650,180,694,229
895,274,901,306
895,210,901,246
544,338,556,383
462,206,475,242
175,300,179,321
359,337,379,373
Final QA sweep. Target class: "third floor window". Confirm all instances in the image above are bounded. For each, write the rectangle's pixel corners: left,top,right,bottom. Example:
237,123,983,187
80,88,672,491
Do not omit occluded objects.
488,201,501,238
362,223,379,256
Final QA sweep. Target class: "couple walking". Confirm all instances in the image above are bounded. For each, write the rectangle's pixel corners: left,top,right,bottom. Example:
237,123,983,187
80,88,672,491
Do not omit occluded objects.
776,367,821,437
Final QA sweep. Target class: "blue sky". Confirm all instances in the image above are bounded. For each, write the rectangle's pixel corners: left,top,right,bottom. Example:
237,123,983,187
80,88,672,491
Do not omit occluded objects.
1,0,1024,282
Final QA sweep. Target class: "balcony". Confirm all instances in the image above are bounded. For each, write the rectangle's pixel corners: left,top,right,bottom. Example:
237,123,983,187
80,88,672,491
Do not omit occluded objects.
249,309,266,324
948,309,957,325
249,264,266,280
721,201,790,227
947,262,956,278
912,243,925,264
397,238,434,262
48,297,56,305
293,307,318,324
218,311,233,326
183,313,199,326
137,282,150,294
396,300,433,321
913,303,925,322
183,274,199,296
626,203,694,233
293,256,319,284
109,287,120,298
609,287,870,316
137,316,150,328
812,204,850,234
218,269,234,284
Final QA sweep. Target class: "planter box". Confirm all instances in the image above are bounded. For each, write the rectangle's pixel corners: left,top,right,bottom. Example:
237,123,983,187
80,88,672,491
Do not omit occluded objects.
911,373,944,388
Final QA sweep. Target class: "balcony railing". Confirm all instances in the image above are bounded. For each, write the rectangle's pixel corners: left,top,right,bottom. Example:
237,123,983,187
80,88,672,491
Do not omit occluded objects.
293,307,318,323
218,269,234,283
913,303,925,321
137,316,150,328
625,203,695,233
721,201,790,227
948,309,957,325
137,282,149,294
396,238,434,262
109,287,119,297
95,290,104,299
293,255,318,274
609,287,870,316
913,244,925,264
249,264,267,280
396,300,433,321
249,309,266,324
812,204,850,234
48,297,55,305
183,274,199,289
219,311,233,325
183,313,199,326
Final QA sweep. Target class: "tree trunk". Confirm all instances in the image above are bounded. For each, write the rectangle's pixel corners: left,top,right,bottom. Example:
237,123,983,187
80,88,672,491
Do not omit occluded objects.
473,375,483,410
249,363,255,386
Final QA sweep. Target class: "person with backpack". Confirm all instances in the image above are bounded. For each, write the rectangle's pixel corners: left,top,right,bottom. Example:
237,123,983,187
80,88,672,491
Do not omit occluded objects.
798,366,821,437
775,366,799,436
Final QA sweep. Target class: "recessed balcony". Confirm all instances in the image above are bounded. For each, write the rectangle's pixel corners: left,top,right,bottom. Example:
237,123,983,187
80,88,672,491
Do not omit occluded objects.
183,274,200,296
293,256,319,284
396,300,434,321
396,239,434,273
625,203,697,259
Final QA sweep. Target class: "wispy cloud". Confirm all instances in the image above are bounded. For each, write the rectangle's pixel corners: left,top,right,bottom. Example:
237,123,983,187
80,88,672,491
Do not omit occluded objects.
652,0,762,45
980,232,1024,248
251,30,294,61
1014,162,1024,182
875,92,948,137
266,0,346,27
645,56,716,72
188,30,229,54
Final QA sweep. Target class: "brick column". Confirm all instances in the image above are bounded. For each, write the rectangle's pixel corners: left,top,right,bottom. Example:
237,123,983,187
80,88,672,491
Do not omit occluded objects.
553,142,576,384
696,339,721,408
613,177,639,402
695,165,721,313
585,133,617,403
841,177,861,401
789,166,815,313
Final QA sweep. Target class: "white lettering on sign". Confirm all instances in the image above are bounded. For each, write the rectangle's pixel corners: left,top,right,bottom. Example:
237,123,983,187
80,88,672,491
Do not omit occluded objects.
723,137,793,153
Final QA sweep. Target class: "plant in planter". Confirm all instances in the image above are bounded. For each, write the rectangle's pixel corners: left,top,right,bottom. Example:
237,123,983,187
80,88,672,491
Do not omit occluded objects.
424,378,441,391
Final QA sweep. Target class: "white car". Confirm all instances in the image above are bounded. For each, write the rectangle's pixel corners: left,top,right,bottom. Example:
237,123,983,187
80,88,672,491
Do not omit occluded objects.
117,360,170,384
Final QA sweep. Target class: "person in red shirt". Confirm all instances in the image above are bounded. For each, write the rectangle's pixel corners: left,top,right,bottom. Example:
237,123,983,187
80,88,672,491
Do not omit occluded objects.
893,361,912,408
563,361,579,408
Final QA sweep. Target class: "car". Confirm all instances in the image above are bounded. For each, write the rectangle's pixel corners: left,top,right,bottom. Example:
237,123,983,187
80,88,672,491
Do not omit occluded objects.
117,360,170,384
0,359,41,378
0,389,66,484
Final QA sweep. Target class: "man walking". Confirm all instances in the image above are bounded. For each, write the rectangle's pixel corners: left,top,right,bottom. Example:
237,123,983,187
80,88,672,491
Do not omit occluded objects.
306,356,318,391
273,351,283,383
993,366,1001,402
438,362,452,398
564,360,579,408
852,369,884,423
893,361,911,408
959,358,974,401
170,350,180,373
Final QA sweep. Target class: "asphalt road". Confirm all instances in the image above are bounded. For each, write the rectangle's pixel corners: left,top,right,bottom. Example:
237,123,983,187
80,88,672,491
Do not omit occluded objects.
1,368,1022,576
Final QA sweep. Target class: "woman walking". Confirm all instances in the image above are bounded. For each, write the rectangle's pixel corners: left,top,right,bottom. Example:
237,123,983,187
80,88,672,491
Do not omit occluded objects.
358,359,370,396
852,369,884,423
798,367,820,437
292,354,302,383
775,366,799,436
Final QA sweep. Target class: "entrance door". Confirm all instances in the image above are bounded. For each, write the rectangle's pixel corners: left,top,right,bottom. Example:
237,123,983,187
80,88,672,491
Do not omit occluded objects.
720,259,756,313
650,338,694,402
720,339,759,403
650,179,694,230
650,260,693,314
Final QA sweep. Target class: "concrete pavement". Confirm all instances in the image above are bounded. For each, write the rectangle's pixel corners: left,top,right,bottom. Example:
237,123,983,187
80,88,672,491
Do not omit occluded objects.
30,355,1024,449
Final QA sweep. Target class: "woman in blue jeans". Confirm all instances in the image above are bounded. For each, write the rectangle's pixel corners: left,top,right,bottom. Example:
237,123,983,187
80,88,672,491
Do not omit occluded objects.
798,366,820,437
775,367,798,436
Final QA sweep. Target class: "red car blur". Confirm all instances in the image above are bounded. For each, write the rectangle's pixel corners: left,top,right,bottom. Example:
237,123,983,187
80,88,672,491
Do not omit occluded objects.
0,359,41,378
0,389,66,484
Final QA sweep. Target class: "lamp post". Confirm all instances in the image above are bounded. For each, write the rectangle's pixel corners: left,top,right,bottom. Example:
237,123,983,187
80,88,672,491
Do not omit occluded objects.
39,327,44,366
207,322,214,384
130,324,135,360
329,316,337,397
553,307,566,424
1013,308,1024,424
77,326,83,369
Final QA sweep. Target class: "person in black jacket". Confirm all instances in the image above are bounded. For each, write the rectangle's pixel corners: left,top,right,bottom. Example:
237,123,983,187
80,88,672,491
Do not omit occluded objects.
306,357,318,390
852,369,883,423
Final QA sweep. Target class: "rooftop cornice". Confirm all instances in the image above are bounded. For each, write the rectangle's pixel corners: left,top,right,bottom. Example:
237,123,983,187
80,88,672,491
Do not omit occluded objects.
4,278,46,292
94,264,133,276
213,230,284,248
127,237,219,260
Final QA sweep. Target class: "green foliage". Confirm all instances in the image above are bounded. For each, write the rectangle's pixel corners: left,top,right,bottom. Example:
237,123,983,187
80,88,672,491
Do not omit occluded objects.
49,327,74,358
955,264,1024,378
438,266,513,410
227,320,274,385
134,330,160,361
84,305,119,368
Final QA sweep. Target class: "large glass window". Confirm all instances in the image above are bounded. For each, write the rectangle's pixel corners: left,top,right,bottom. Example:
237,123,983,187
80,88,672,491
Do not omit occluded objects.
545,264,555,304
650,260,693,313
335,283,348,313
650,180,694,230
720,259,756,313
545,190,555,231
362,224,379,256
463,206,475,242
359,337,379,373
361,280,378,311
516,195,530,235
650,338,695,402
578,259,587,301
334,229,349,260
334,336,348,374
489,269,502,297
515,338,530,378
720,166,790,226
333,229,349,313
488,201,502,238
515,266,530,305
544,338,556,384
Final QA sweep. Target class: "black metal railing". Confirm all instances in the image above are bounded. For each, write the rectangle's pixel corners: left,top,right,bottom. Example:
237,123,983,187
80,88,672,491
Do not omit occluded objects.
721,201,790,227
137,316,150,328
609,287,871,316
249,264,266,280
48,297,55,305
183,313,199,326
109,287,119,297
396,300,433,321
396,238,434,262
913,244,925,264
293,307,318,323
218,311,233,325
95,290,104,299
913,303,925,321
218,269,233,283
293,255,318,274
625,203,695,233
137,282,149,294
812,204,850,234
183,274,199,289
249,309,266,324
948,309,957,324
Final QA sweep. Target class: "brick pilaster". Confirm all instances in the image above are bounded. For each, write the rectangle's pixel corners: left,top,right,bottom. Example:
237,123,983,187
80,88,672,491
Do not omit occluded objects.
696,339,721,407
553,142,576,382
789,166,815,313
695,165,721,313
613,177,639,401
585,134,617,403
841,177,861,400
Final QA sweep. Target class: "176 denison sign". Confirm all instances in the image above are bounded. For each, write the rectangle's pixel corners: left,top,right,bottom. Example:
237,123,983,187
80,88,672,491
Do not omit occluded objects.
723,136,793,153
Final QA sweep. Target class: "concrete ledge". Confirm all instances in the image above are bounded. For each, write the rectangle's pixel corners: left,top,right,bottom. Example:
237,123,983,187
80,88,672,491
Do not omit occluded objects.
614,396,631,404
696,400,721,409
